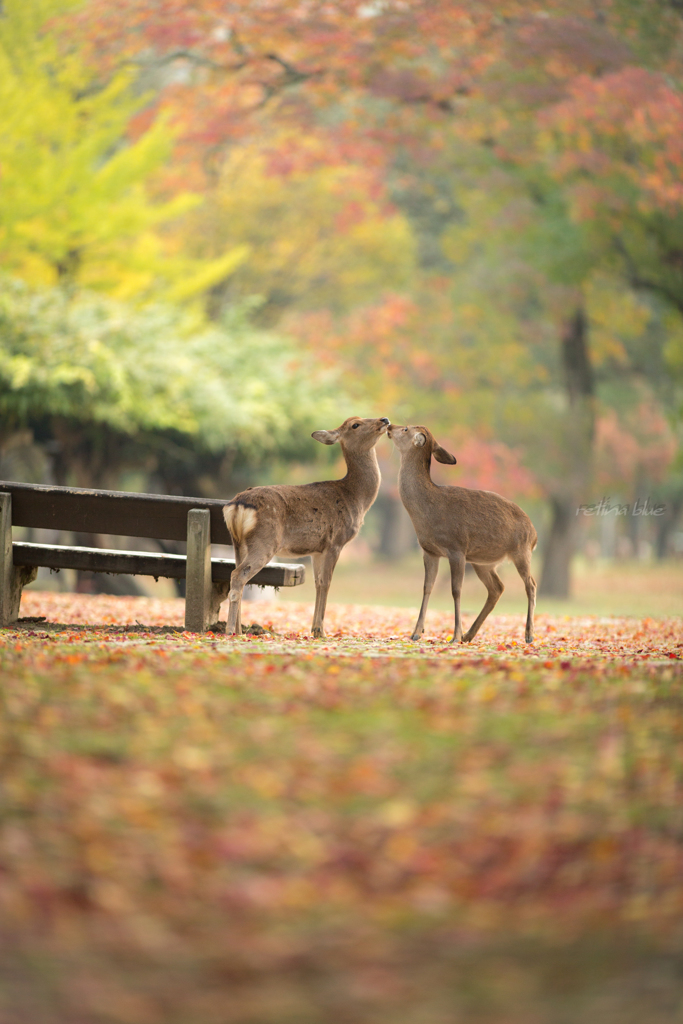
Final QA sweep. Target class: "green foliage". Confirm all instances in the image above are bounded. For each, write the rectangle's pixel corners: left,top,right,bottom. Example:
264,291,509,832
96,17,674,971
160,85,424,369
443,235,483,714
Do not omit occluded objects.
0,277,345,461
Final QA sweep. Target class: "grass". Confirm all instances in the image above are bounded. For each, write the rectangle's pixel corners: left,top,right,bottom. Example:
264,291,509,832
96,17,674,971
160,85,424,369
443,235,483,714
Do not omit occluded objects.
0,597,682,1023
279,555,683,619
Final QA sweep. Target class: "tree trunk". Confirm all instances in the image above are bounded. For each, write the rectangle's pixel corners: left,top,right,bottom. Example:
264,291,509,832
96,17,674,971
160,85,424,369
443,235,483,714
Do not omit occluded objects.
539,306,595,599
655,494,683,559
539,495,577,598
376,493,416,559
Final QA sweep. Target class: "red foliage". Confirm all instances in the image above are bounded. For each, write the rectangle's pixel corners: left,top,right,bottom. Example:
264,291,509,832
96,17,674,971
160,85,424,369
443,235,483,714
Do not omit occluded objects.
596,402,677,489
65,0,509,176
541,68,683,215
432,435,540,498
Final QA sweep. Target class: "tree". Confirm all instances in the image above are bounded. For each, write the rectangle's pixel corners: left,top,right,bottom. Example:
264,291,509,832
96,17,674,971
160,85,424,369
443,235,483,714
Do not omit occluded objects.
0,276,346,492
64,0,683,589
179,135,415,324
0,0,246,303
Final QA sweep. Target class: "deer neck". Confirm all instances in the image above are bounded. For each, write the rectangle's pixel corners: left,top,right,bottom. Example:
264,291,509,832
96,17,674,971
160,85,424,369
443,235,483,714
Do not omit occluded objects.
398,449,434,509
341,446,381,509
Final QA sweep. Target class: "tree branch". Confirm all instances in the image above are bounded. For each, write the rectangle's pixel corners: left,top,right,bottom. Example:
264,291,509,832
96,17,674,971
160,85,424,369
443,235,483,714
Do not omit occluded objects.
613,235,683,316
123,49,248,74
264,52,319,85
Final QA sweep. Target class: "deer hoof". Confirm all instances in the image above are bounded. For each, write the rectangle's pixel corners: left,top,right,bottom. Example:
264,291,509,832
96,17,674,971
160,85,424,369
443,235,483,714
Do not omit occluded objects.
410,632,422,642
312,628,324,639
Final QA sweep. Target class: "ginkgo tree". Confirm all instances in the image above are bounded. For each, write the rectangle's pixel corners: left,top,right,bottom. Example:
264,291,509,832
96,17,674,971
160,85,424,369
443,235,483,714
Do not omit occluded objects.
0,0,353,520
0,0,246,304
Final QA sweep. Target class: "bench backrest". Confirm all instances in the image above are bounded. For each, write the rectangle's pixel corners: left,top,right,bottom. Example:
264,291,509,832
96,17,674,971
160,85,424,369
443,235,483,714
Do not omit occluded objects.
0,481,233,545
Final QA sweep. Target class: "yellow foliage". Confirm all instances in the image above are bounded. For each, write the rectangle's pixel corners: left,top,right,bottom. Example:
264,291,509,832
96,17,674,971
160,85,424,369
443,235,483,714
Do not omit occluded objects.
182,138,416,319
584,273,650,366
663,311,683,374
0,0,244,306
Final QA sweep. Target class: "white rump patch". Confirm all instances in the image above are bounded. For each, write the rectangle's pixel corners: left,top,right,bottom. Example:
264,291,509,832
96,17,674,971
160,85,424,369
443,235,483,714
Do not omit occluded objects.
223,504,258,542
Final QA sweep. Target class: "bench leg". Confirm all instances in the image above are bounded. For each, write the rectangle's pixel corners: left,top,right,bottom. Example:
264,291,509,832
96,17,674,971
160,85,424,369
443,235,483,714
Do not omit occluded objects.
185,508,213,632
1,493,38,627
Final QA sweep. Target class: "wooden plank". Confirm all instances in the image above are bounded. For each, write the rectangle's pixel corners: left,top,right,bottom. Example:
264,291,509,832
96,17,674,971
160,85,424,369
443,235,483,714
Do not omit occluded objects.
0,480,233,544
0,493,12,624
185,509,212,632
1,496,38,625
12,542,305,588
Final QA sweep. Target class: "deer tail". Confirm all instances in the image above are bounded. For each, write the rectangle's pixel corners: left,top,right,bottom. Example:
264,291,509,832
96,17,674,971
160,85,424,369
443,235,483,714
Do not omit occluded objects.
223,503,258,545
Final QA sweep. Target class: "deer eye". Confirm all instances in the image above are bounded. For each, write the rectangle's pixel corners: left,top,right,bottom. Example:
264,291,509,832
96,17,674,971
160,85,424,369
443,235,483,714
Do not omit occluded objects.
352,423,359,428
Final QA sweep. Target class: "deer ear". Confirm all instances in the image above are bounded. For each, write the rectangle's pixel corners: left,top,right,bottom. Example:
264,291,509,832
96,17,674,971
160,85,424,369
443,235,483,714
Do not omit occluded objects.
412,432,427,448
312,429,339,445
433,445,457,465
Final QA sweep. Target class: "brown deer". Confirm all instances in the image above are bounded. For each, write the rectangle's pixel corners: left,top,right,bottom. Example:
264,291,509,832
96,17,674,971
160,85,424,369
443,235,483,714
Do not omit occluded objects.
388,423,538,643
223,416,390,637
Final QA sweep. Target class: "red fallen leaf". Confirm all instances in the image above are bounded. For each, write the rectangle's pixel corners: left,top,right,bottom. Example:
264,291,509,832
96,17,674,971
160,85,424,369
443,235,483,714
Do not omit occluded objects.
543,660,554,668
11,592,683,661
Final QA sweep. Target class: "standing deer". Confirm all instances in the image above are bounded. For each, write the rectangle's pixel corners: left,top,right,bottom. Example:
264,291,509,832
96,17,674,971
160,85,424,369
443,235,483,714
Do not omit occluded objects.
388,424,538,643
223,416,390,637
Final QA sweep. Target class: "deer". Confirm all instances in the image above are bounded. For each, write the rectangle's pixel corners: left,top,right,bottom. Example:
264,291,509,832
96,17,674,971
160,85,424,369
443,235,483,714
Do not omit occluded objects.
388,423,538,644
223,416,390,638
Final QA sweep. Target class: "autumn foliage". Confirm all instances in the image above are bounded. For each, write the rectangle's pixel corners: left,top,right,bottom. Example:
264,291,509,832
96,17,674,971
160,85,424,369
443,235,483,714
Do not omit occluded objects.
2,0,682,554
1,591,682,1022
1,3,683,1016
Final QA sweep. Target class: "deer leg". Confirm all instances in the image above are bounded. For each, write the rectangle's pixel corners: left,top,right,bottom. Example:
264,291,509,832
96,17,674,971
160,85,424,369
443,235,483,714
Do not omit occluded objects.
448,551,466,643
310,548,340,638
463,563,504,642
512,550,536,643
226,541,273,636
410,550,440,641
232,541,243,635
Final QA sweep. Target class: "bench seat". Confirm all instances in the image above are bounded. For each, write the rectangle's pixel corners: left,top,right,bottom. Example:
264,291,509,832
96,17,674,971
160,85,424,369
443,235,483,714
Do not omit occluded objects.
12,541,304,588
1,481,306,630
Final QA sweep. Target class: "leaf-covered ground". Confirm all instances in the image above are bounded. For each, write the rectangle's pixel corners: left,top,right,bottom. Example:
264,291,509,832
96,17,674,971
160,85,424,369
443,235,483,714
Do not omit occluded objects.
1,593,682,1024
13,591,683,661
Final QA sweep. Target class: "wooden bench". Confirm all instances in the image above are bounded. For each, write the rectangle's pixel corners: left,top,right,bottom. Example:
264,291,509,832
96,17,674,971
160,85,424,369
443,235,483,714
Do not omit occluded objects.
0,481,305,630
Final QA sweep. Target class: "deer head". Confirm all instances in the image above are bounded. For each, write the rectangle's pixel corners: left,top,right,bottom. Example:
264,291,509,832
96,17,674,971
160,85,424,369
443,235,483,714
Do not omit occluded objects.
387,424,457,465
313,416,390,453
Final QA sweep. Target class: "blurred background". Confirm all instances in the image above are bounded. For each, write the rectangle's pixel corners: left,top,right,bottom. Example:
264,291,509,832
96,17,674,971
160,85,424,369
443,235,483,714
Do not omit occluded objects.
1,0,682,616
